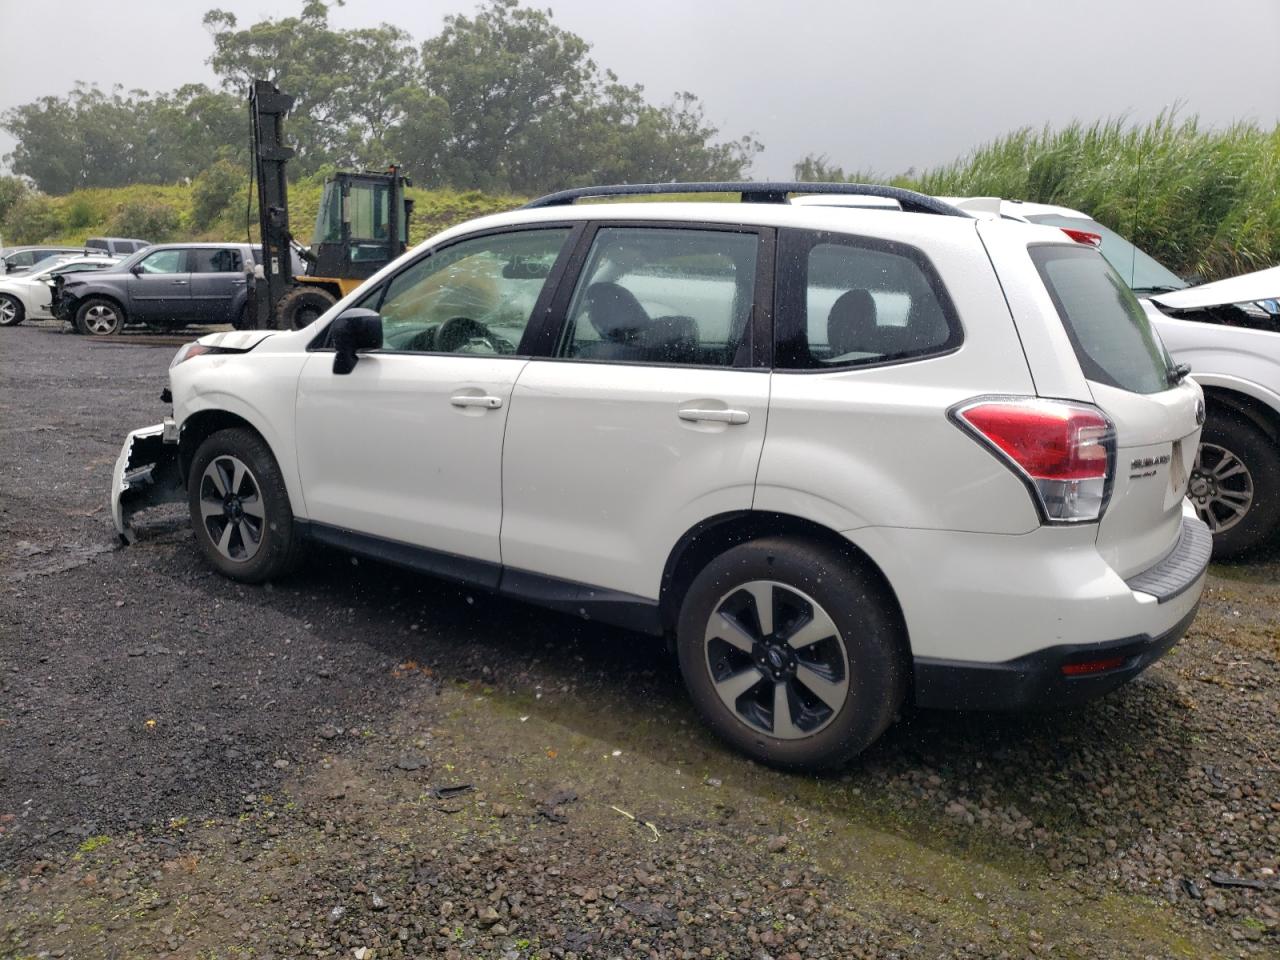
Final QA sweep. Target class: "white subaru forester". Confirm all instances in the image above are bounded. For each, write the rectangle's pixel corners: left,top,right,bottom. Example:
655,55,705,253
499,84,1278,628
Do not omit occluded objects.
112,183,1211,771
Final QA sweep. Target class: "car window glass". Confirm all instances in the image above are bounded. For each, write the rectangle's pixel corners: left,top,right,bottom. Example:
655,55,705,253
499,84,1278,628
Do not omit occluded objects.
376,228,570,354
190,248,244,273
86,240,106,252
776,235,957,369
137,249,184,274
556,227,758,367
1030,245,1171,395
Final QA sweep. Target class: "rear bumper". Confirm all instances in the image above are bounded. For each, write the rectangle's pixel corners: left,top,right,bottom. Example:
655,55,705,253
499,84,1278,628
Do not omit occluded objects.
110,421,183,543
913,600,1200,711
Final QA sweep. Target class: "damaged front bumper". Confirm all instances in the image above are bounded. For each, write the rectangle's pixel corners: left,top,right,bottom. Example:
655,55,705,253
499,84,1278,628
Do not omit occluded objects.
111,419,184,543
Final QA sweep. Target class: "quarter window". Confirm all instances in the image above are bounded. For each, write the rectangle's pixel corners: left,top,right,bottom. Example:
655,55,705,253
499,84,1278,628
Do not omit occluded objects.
776,231,959,369
556,227,759,367
373,228,570,354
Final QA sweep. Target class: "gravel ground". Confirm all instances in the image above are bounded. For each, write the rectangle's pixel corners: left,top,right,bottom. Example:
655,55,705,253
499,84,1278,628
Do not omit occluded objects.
1,321,1277,959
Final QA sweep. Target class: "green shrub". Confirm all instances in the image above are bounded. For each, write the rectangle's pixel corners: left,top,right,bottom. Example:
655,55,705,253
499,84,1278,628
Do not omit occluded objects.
191,160,245,230
1,193,66,244
108,198,181,242
0,176,29,225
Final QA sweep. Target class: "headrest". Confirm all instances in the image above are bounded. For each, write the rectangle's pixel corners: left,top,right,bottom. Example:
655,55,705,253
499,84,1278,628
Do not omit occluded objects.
583,282,650,340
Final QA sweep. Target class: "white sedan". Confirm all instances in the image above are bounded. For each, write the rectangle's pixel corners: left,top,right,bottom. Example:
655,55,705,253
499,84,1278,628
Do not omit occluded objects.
0,255,120,326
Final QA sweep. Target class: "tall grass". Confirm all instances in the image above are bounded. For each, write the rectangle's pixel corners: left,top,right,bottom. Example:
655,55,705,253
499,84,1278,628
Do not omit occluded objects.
902,114,1279,282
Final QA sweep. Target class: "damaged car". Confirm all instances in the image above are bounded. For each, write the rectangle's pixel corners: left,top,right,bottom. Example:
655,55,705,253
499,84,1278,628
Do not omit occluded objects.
110,181,1211,771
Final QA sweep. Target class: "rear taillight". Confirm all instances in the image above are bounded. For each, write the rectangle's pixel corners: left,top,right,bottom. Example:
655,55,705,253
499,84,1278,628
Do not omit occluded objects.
951,398,1115,523
1060,227,1102,248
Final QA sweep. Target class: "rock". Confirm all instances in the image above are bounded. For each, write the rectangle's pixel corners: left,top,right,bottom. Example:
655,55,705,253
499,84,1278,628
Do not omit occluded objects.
477,906,501,926
766,835,789,853
328,905,346,923
369,892,387,910
396,755,426,771
272,759,290,770
319,724,340,740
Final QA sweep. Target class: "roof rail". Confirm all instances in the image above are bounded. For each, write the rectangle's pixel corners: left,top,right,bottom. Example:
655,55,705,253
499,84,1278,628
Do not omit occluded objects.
521,181,969,217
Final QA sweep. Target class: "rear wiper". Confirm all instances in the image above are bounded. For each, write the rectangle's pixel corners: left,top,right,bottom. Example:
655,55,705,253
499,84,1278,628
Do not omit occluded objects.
1132,284,1183,295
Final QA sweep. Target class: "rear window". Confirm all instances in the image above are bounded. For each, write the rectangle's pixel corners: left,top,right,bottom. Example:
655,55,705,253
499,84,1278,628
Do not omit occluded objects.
1030,245,1172,395
86,239,106,252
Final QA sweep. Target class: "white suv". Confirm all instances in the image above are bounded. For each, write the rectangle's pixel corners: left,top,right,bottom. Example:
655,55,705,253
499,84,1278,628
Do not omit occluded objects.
111,183,1210,771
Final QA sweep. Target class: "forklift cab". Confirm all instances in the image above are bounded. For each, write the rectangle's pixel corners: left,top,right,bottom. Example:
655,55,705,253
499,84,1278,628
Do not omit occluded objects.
311,171,413,281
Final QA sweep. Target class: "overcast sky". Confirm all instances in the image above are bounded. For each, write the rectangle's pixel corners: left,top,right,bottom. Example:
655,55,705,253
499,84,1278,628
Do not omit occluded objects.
1,0,1277,179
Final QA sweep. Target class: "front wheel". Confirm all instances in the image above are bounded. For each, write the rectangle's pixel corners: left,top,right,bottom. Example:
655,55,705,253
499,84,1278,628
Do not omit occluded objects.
1190,414,1280,559
676,537,906,772
75,298,124,336
0,294,24,326
188,428,302,582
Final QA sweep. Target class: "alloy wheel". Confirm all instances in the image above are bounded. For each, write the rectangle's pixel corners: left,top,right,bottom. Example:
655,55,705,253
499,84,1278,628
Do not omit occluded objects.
703,580,850,739
1189,442,1254,533
84,304,119,335
198,455,266,562
0,297,17,325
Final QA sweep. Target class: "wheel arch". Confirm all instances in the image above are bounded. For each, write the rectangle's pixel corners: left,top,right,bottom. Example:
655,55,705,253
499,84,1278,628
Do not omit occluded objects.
1202,384,1280,444
659,510,909,647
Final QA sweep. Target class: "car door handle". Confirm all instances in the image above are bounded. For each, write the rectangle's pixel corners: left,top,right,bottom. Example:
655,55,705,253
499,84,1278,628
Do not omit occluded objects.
231,279,247,285
450,394,503,409
170,280,189,285
678,407,750,425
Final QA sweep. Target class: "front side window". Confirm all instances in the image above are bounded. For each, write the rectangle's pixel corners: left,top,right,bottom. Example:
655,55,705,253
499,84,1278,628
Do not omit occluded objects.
556,227,759,367
137,250,184,274
190,248,244,273
371,228,570,355
776,231,960,369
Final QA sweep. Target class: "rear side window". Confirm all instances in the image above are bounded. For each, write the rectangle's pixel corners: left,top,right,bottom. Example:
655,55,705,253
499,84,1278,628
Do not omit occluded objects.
556,226,759,367
775,230,960,369
1030,245,1171,395
190,248,244,273
86,240,106,252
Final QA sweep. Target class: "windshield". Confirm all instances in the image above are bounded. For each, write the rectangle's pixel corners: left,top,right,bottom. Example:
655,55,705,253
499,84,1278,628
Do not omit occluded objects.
1023,214,1188,294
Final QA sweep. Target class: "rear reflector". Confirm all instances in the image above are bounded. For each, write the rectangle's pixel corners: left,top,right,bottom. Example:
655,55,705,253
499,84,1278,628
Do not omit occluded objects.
1060,227,1103,248
952,397,1115,522
1061,656,1127,677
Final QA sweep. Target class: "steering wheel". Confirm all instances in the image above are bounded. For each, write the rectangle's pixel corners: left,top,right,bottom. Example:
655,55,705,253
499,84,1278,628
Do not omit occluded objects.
436,316,496,353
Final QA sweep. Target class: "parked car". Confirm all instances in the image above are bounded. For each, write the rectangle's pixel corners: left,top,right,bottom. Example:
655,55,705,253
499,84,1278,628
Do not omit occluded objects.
111,182,1209,771
56,242,257,335
1,245,87,274
85,237,151,257
945,197,1280,558
0,254,121,325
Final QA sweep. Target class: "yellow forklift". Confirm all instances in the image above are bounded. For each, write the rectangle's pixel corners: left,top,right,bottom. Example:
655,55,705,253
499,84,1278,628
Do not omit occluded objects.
250,80,413,329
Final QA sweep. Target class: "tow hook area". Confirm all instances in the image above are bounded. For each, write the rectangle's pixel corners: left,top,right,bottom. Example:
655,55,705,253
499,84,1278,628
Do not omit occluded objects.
111,420,184,544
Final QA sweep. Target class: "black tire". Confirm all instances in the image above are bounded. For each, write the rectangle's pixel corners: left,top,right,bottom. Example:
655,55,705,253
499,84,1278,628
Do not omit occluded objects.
232,303,252,330
675,537,906,772
0,294,24,326
74,297,125,336
188,428,302,583
277,286,336,330
1191,413,1280,559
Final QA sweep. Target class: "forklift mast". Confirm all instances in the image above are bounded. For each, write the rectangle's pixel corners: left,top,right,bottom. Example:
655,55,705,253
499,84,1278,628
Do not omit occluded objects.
249,79,296,328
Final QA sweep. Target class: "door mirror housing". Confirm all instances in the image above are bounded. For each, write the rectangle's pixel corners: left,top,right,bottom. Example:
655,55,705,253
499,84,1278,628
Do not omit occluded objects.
130,264,144,276
331,307,382,375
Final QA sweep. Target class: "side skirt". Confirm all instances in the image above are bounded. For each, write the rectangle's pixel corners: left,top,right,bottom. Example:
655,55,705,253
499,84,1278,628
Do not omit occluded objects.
301,521,663,636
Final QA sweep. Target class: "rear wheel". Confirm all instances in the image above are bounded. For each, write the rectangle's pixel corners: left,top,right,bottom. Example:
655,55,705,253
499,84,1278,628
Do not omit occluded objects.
1190,414,1280,558
277,286,336,330
75,297,124,336
188,428,302,582
0,294,24,326
676,537,905,771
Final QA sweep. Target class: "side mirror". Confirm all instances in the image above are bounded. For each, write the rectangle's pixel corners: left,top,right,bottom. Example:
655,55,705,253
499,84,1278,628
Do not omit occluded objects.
130,264,144,276
331,308,383,375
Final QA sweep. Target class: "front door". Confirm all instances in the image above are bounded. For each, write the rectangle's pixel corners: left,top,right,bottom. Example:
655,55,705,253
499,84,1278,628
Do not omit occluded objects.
293,226,574,579
127,248,190,321
500,224,773,601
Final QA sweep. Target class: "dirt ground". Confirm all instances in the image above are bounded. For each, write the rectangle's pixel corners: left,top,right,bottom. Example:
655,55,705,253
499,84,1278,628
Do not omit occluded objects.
1,320,1277,959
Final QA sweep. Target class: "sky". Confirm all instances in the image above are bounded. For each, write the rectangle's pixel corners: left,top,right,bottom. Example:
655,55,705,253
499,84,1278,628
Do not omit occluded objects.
1,0,1277,179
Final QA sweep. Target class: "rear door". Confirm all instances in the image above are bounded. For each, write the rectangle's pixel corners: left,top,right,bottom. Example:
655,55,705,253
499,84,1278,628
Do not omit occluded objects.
127,248,191,321
500,223,772,601
188,247,247,323
1027,243,1203,577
